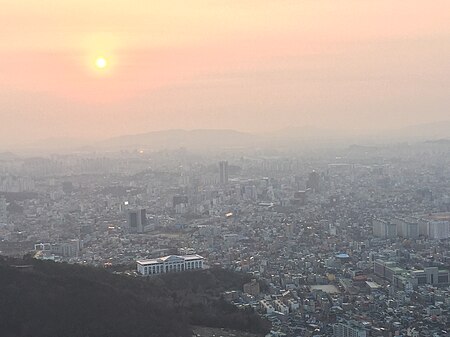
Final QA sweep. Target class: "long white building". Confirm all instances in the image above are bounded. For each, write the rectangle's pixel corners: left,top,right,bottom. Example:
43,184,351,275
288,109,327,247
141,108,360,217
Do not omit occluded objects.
333,321,367,337
137,254,204,276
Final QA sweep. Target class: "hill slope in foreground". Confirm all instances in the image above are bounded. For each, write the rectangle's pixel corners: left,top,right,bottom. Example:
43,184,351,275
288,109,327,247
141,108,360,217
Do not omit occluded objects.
0,257,270,337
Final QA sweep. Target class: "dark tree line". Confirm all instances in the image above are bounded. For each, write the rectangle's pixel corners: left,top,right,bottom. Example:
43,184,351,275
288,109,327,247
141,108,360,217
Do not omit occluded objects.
0,256,270,337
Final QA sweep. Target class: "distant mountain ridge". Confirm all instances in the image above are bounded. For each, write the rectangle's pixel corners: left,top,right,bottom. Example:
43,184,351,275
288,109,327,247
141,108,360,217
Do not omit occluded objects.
100,121,450,151
386,120,450,141
3,121,450,153
99,129,258,150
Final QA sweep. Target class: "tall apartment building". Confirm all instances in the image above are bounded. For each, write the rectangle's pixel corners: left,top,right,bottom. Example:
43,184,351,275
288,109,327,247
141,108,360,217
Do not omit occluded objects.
372,219,396,238
392,217,419,239
428,220,450,239
219,161,229,185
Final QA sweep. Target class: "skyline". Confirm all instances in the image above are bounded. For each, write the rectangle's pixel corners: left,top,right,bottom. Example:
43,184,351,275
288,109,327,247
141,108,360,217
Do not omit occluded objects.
1,1,450,145
1,3,450,335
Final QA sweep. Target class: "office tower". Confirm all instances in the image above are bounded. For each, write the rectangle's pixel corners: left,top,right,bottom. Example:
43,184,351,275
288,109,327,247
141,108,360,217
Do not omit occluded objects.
140,208,147,228
306,170,320,192
219,161,229,185
128,210,138,232
127,208,146,233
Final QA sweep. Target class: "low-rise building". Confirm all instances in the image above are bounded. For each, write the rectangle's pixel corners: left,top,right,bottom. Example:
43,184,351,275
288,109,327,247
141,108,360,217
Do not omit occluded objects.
260,300,275,314
137,254,204,276
333,320,367,337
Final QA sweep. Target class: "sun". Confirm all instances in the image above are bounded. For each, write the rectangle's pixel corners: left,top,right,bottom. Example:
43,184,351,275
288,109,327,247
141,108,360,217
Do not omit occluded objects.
95,57,107,69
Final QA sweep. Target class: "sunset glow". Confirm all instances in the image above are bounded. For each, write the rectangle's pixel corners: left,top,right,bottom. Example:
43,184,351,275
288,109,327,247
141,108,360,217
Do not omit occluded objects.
0,0,449,144
95,57,107,69
0,3,449,337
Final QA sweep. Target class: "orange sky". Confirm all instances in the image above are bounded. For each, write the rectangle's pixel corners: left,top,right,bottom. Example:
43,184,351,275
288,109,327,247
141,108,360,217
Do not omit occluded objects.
1,0,450,144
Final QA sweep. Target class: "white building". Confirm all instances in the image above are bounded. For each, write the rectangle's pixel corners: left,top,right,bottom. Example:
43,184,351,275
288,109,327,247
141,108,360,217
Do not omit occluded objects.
333,321,367,337
35,240,80,258
372,219,396,239
428,220,450,239
392,217,418,239
418,213,450,239
137,254,204,276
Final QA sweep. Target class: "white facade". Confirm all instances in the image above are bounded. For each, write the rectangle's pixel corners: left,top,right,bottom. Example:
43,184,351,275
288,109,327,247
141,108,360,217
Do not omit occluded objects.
428,220,450,239
333,321,367,337
372,219,387,238
392,217,418,239
372,219,396,239
137,254,204,276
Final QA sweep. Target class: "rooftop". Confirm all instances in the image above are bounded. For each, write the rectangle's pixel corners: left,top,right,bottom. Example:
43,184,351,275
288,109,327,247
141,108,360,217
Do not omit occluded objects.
137,254,204,265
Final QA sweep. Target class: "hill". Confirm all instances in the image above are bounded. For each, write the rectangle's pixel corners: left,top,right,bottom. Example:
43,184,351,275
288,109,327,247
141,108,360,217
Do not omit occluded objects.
0,257,270,337
370,120,450,143
99,129,258,151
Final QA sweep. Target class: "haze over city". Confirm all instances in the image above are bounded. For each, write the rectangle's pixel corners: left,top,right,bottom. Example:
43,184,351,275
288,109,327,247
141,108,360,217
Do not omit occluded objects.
1,0,450,147
1,2,450,337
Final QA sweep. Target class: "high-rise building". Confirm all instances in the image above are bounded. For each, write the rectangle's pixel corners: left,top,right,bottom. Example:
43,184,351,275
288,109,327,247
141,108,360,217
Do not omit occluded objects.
128,210,139,231
372,219,397,238
428,220,450,239
127,208,147,233
0,197,7,224
140,208,147,228
306,170,320,192
392,217,419,239
419,213,450,239
219,160,229,185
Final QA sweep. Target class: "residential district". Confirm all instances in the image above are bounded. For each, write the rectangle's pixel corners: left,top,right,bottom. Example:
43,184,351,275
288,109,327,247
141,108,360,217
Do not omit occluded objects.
0,142,449,337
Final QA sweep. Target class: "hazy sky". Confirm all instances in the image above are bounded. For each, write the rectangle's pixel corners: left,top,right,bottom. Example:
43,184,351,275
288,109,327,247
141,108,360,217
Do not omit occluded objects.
1,0,450,144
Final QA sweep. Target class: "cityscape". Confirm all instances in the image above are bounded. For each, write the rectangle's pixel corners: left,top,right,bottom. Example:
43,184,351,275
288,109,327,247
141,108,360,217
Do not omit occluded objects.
1,1,450,336
0,139,449,336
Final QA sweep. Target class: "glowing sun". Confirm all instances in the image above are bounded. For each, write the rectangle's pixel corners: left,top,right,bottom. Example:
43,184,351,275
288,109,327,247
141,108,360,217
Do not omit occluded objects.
95,57,107,69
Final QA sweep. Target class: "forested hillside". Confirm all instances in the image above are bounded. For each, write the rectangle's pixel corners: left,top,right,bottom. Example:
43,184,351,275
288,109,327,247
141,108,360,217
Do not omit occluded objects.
0,257,270,337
